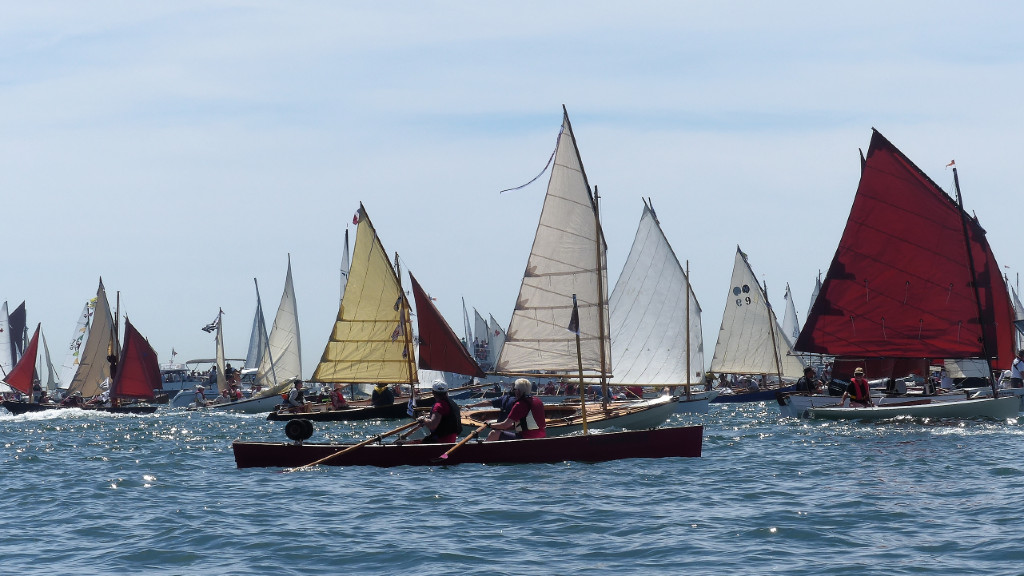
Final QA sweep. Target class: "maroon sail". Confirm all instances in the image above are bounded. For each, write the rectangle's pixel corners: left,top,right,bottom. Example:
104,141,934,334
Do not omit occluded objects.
110,318,161,400
3,324,40,395
410,273,485,378
795,130,1014,370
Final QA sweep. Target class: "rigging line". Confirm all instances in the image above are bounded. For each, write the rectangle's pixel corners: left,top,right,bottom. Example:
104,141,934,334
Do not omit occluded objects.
498,124,564,194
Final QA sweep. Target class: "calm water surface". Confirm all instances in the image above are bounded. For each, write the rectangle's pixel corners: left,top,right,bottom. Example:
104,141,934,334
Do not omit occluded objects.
2,403,1023,575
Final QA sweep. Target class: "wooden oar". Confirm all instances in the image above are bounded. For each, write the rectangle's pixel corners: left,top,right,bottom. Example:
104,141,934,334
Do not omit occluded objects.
283,420,422,473
432,423,489,463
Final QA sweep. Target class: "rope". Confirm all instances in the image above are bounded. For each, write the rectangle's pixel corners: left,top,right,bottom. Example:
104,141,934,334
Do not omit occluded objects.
498,124,564,194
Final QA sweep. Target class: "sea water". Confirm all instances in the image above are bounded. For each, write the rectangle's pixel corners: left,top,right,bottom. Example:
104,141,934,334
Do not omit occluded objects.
2,403,1023,576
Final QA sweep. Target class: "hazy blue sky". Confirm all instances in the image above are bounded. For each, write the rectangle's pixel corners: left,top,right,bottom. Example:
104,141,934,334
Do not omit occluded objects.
3,1,1023,377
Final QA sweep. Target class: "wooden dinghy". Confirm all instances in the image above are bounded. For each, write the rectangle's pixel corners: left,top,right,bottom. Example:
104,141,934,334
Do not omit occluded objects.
232,423,703,468
804,395,1019,421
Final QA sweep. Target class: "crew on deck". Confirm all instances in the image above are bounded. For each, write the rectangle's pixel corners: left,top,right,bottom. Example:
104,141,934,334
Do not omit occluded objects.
842,367,874,407
371,383,395,407
417,381,461,443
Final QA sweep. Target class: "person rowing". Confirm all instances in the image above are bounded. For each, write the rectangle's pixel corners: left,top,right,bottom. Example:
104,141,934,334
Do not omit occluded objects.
416,381,461,443
485,378,546,441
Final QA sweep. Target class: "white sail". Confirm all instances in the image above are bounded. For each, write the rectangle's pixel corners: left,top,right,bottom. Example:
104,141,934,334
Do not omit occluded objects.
782,283,800,347
244,283,270,371
609,203,704,385
462,298,472,351
40,329,60,391
806,273,822,323
487,314,506,369
257,257,302,390
473,309,489,366
60,300,93,388
0,302,12,376
68,280,117,398
340,227,351,304
709,247,805,378
495,109,611,377
215,309,227,393
1011,284,1024,351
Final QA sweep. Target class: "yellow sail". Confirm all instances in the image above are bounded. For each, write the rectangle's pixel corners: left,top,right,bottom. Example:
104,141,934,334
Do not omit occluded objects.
311,204,416,384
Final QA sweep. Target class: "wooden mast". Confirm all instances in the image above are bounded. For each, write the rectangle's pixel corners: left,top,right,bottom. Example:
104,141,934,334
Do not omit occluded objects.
395,253,417,393
686,260,692,401
763,281,784,389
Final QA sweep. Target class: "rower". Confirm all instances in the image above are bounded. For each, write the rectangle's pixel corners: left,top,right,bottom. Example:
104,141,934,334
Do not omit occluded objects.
485,378,546,441
417,381,461,443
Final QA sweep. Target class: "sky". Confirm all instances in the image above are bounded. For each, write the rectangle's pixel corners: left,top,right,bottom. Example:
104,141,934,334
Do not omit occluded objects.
3,1,1023,378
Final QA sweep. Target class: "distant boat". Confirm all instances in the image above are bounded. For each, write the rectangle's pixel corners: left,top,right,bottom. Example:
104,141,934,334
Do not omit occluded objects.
709,247,805,402
489,107,679,431
203,260,302,414
608,200,715,413
783,129,1018,421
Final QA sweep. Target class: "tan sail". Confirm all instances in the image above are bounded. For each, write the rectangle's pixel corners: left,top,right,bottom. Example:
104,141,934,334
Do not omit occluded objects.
495,108,611,378
67,279,118,398
312,204,416,384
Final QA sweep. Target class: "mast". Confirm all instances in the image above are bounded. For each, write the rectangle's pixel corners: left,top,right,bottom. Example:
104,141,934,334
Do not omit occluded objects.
593,185,609,409
395,253,417,389
763,280,784,388
952,167,997,397
686,260,692,401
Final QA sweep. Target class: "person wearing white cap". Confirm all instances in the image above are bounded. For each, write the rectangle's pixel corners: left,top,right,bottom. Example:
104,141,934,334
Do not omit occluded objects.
194,385,208,408
416,380,461,443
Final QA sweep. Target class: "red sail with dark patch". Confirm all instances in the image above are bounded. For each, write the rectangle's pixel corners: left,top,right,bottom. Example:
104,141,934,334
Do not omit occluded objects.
111,318,161,400
410,273,485,378
3,324,40,395
795,130,1014,369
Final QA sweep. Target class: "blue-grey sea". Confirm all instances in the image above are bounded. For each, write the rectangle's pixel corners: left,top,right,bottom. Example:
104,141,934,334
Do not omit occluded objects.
3,402,1023,576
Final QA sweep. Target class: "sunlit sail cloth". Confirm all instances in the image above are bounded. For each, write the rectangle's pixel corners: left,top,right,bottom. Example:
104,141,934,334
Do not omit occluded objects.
488,315,506,368
807,274,822,324
312,204,416,384
0,302,13,376
1010,284,1024,350
110,318,160,401
495,107,611,377
40,330,60,391
3,324,40,395
782,283,800,347
710,247,805,378
609,202,704,385
244,284,270,371
68,279,117,399
60,299,93,388
410,273,485,378
473,309,489,366
461,298,472,351
795,130,1014,371
214,309,227,393
256,257,302,391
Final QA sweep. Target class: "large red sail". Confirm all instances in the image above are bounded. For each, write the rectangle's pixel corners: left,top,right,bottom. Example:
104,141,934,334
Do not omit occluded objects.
410,273,485,378
111,318,161,400
795,130,1014,369
3,324,40,395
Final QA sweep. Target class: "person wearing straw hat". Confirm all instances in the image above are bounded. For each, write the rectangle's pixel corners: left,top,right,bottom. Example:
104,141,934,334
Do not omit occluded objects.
330,383,350,410
841,367,874,407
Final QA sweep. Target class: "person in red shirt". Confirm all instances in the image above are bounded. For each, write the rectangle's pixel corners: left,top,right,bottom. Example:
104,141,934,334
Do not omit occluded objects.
417,381,461,443
486,378,546,440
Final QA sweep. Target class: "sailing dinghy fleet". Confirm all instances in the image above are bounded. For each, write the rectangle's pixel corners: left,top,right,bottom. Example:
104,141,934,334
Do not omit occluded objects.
5,110,1024,469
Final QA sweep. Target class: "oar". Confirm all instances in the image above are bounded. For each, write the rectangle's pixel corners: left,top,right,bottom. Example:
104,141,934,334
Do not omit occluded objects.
283,420,422,473
432,423,488,463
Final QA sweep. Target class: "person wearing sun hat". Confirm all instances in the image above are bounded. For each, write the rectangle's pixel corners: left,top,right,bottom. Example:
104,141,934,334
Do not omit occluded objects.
841,367,874,407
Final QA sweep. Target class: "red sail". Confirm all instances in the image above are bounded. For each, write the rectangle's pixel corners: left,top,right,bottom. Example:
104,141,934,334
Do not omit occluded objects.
796,130,1014,368
111,318,161,400
410,273,485,378
3,324,40,395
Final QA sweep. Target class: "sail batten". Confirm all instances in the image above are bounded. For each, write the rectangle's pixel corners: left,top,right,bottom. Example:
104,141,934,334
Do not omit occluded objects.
795,130,1014,368
312,204,417,384
496,110,610,376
